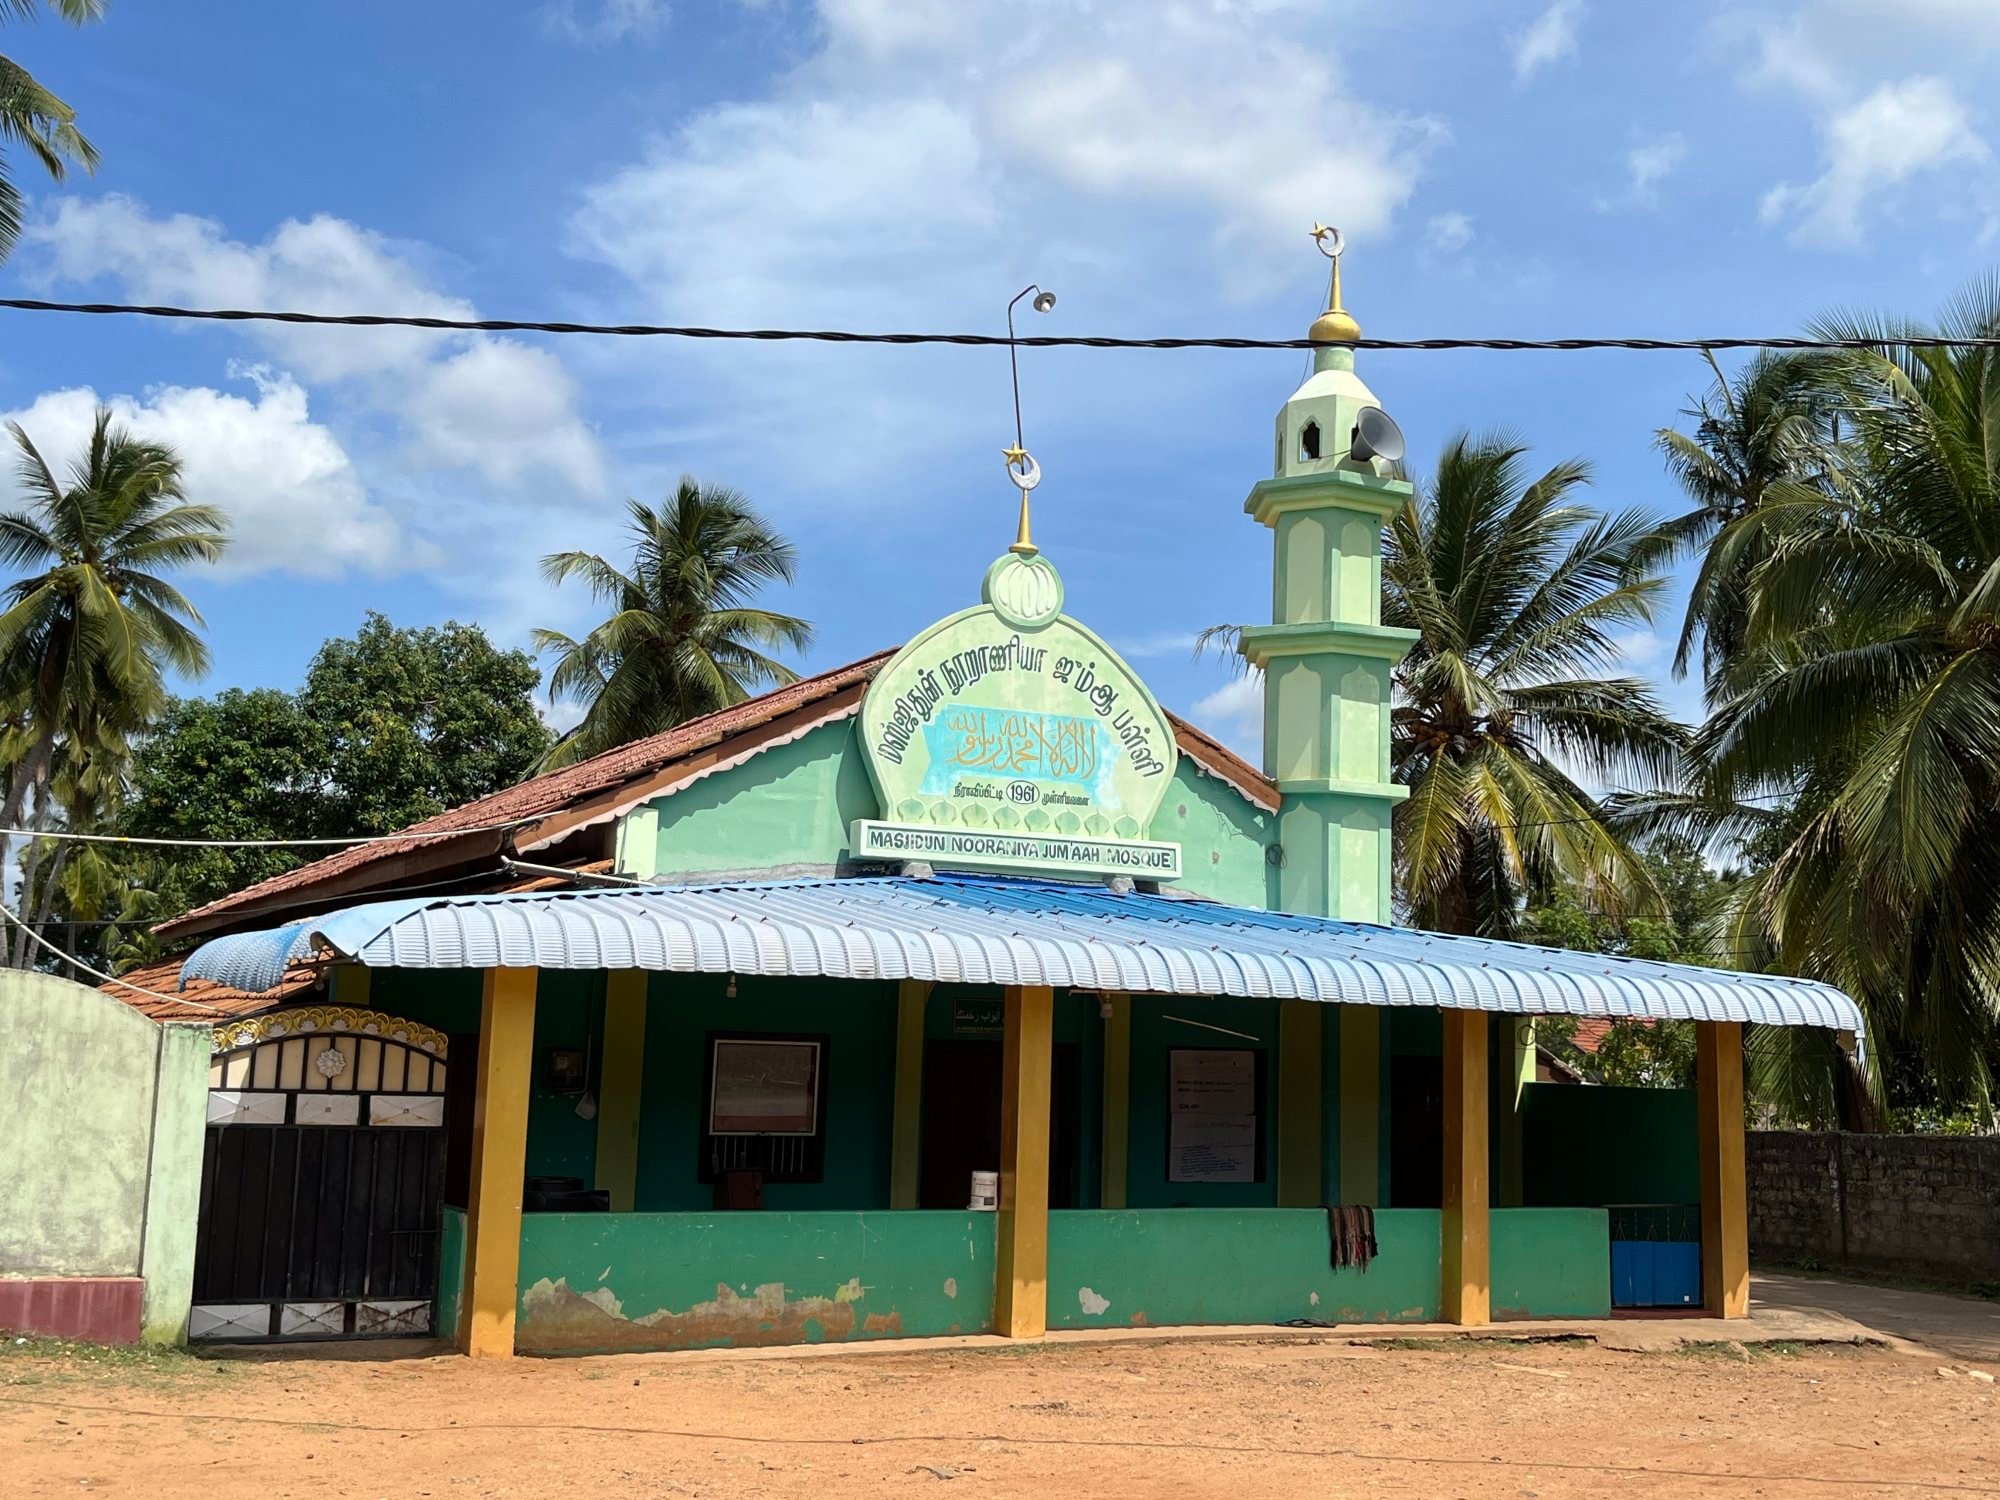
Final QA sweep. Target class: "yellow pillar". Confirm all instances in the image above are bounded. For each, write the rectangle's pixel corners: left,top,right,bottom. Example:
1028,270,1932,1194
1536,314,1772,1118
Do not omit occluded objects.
1442,1008,1491,1326
1100,994,1130,1209
1277,1001,1323,1206
1338,1006,1380,1204
594,971,648,1213
459,967,538,1359
889,980,932,1210
994,984,1054,1339
1697,1020,1750,1319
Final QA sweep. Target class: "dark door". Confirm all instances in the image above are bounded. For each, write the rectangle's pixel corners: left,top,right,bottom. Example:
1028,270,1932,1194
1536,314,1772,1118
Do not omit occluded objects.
191,1024,452,1342
917,1040,1081,1210
1388,1055,1444,1207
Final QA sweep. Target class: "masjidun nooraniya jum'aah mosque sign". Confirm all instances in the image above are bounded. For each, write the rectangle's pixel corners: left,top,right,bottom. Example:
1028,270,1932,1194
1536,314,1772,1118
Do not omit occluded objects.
856,447,1182,881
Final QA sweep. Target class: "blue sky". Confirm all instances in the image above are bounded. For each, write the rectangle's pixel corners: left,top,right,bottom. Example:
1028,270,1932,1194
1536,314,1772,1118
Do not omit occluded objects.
1,0,1996,760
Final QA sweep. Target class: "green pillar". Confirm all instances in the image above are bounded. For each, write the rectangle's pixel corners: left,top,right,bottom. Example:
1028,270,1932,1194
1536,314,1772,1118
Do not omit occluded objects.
1241,253,1416,1204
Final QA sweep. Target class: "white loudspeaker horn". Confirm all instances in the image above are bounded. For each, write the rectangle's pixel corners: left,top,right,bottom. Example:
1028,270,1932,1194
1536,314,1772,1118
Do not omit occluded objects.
1350,406,1406,464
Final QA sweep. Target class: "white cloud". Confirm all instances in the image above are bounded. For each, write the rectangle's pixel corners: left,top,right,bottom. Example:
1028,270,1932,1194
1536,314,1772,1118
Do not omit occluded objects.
1191,674,1264,758
1424,211,1475,255
1596,133,1687,212
542,0,667,45
1728,2,1999,245
1513,0,1585,82
570,1,1441,318
25,195,608,499
1760,76,1987,245
0,372,422,580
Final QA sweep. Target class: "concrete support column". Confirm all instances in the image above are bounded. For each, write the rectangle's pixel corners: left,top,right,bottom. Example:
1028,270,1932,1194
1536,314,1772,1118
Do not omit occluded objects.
889,980,932,1210
1697,1020,1750,1319
1338,1006,1381,1204
1276,1000,1324,1206
459,967,538,1359
1099,993,1130,1210
594,971,648,1213
994,984,1054,1339
1442,1008,1491,1326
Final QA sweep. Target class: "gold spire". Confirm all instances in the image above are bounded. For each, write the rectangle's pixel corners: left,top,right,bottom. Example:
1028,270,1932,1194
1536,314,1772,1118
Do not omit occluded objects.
1308,222,1361,344
1003,444,1038,554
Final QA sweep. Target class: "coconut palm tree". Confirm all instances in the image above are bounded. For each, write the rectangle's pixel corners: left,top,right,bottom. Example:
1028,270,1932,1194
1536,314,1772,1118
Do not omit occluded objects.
1688,278,2000,1113
1385,433,1685,937
1652,351,1834,691
0,1,105,260
535,479,812,768
0,408,227,937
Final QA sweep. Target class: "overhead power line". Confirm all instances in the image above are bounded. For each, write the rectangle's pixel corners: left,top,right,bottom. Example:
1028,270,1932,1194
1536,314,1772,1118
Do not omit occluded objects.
0,816,541,849
4,296,2000,353
0,902,222,1012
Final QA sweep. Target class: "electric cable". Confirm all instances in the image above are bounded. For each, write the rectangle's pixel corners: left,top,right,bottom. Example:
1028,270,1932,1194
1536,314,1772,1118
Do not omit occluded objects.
4,296,2000,352
0,901,225,1012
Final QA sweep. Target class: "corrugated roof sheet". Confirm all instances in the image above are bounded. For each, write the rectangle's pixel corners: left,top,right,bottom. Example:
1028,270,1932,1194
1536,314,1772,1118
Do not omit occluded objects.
158,652,1279,941
180,874,1863,1032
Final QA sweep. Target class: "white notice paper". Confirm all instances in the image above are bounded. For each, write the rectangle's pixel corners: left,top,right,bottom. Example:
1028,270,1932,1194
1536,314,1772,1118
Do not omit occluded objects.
1168,1049,1258,1182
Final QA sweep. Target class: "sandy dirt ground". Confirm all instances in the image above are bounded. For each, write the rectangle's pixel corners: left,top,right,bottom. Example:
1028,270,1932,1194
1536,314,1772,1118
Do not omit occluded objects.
3,1332,1996,1499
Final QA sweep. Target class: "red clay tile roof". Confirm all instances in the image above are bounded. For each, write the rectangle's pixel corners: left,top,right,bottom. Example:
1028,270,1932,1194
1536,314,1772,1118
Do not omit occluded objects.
102,954,323,1023
153,647,1279,943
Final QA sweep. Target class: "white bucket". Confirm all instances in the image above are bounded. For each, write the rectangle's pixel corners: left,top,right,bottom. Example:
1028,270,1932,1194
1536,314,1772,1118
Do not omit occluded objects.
968,1170,999,1211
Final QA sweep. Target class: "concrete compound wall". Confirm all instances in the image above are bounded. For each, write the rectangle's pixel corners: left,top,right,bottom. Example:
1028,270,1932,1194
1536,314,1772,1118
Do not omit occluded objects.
0,970,209,1343
1746,1131,2000,1285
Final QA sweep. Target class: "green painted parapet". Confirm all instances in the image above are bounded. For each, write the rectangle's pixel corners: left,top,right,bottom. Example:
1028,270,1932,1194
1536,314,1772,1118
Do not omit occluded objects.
1045,1208,1442,1328
514,1211,997,1354
1490,1208,1611,1319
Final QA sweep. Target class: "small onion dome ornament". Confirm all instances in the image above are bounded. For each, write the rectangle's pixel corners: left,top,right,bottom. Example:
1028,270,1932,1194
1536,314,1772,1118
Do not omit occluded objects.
984,444,1063,630
315,1046,349,1079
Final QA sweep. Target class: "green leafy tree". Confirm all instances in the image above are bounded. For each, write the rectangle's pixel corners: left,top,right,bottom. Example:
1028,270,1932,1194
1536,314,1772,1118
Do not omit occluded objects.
0,1,104,260
1385,433,1684,937
300,612,551,834
1653,352,1833,690
0,408,227,964
535,479,812,768
1686,279,2000,1119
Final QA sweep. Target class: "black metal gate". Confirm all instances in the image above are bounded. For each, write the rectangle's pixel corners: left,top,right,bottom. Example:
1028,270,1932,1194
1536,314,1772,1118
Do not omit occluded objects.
190,1010,453,1343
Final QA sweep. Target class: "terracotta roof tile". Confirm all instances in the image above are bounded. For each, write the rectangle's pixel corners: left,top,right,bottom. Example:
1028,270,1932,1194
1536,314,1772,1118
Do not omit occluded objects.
155,647,1279,940
101,955,322,1023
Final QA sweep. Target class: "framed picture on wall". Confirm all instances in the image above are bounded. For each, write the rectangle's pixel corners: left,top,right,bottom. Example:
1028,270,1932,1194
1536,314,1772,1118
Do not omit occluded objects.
708,1037,823,1135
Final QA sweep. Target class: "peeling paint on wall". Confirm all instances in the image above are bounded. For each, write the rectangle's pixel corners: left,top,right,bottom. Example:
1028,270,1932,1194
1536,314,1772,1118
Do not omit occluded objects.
1077,1287,1111,1316
521,1276,875,1354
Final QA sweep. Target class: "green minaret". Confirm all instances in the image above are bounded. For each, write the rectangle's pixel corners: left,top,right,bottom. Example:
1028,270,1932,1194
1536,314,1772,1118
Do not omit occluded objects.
1241,229,1417,1207
1240,229,1416,925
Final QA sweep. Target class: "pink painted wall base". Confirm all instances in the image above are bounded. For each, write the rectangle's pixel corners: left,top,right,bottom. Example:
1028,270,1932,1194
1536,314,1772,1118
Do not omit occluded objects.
0,1277,144,1345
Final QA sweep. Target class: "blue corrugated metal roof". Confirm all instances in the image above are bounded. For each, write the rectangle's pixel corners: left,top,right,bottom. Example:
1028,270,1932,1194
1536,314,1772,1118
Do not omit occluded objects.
179,874,1863,1032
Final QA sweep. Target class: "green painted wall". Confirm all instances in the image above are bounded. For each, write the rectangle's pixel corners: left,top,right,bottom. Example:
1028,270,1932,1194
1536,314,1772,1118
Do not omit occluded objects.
514,1210,996,1353
1522,1083,1699,1206
437,1206,466,1340
623,717,1278,905
1491,1208,1612,1320
1045,1208,1442,1327
635,973,899,1211
0,971,208,1344
371,967,607,1192
1123,996,1281,1208
650,720,879,882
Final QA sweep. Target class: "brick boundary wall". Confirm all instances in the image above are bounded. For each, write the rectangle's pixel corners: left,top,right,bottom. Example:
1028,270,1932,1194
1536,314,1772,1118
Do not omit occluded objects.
1746,1131,2000,1285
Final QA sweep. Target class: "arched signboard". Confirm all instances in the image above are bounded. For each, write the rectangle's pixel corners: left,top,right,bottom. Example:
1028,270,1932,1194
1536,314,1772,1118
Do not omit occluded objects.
855,551,1181,881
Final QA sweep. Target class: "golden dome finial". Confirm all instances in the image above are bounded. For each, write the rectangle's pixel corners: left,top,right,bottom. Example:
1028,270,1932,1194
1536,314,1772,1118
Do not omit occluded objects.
1308,223,1360,344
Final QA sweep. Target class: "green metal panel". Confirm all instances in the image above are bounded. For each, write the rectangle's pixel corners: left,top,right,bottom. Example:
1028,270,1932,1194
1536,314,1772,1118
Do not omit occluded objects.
436,1206,467,1340
514,1210,997,1353
1522,1084,1700,1206
1490,1208,1611,1319
1045,1208,1442,1327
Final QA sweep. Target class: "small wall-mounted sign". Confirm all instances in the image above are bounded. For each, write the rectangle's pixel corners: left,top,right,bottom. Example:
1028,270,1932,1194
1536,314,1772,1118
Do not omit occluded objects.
546,1048,587,1093
951,994,1004,1037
